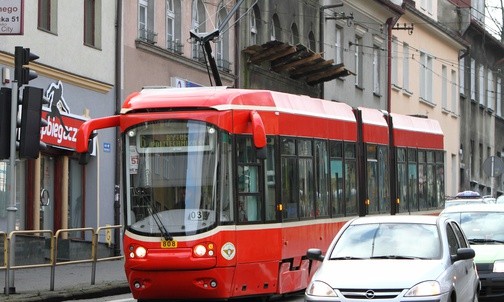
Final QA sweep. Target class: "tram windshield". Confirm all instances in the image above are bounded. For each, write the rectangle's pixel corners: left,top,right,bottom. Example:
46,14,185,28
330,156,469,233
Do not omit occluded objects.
124,120,233,236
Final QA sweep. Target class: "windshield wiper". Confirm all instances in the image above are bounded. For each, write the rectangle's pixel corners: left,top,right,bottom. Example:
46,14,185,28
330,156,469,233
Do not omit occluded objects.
330,256,367,260
137,187,173,241
469,238,504,244
370,255,426,260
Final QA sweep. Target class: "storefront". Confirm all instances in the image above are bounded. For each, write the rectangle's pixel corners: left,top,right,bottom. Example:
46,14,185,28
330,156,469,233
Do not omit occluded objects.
0,74,117,243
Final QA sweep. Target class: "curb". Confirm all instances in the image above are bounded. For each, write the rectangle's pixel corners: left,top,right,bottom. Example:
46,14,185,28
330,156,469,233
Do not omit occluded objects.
2,280,130,302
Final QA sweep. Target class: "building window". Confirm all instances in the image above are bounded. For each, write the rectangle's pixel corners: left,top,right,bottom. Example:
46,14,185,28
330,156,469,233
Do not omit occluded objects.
38,0,57,33
290,23,299,45
270,13,280,41
354,36,363,88
216,2,230,72
192,0,205,61
488,69,495,111
166,0,182,53
391,36,398,87
373,37,383,95
478,64,485,106
471,59,476,101
250,5,259,45
373,47,380,95
84,0,101,48
497,77,502,117
420,51,433,103
403,42,410,92
308,31,316,51
459,56,465,96
334,25,343,64
442,65,447,109
166,0,175,46
138,0,157,44
451,69,457,113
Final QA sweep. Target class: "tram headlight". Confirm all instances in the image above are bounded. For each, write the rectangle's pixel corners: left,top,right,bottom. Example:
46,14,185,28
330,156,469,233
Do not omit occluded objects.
193,244,207,257
135,246,147,258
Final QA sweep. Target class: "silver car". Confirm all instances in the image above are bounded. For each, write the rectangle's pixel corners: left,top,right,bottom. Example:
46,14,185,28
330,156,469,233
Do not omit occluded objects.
305,215,480,302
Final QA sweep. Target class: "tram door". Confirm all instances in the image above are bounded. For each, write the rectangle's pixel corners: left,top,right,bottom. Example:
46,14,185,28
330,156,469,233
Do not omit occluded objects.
40,156,55,231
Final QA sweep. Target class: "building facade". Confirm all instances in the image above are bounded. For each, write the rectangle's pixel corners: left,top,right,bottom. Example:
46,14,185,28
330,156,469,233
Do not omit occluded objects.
389,0,466,198
440,0,504,197
121,0,236,99
0,1,118,254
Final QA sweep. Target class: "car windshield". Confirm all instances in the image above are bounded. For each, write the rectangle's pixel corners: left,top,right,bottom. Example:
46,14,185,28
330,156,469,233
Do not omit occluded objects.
329,222,441,260
443,212,504,243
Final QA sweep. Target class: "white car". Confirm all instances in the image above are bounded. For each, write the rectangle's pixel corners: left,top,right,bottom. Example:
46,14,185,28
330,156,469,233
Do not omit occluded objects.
441,204,504,300
305,215,480,302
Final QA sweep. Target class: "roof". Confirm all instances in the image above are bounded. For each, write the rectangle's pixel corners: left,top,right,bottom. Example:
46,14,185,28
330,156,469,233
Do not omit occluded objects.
121,87,356,122
350,215,440,225
441,203,504,214
242,41,353,86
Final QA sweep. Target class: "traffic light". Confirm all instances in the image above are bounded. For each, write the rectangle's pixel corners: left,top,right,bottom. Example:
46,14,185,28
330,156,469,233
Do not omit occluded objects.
0,88,12,160
14,46,39,85
19,86,47,159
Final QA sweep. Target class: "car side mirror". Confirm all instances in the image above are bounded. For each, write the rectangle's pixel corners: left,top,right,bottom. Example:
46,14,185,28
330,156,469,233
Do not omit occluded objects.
452,247,475,262
307,248,325,261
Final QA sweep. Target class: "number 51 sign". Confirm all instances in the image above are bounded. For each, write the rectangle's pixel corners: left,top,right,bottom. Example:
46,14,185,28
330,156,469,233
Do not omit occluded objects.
0,0,23,35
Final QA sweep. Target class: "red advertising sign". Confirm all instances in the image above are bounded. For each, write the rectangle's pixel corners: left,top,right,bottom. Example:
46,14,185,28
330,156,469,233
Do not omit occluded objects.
40,109,87,150
39,80,88,151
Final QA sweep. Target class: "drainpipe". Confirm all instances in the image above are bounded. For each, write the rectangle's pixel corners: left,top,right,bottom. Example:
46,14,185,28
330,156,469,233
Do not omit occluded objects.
386,17,398,113
113,0,122,257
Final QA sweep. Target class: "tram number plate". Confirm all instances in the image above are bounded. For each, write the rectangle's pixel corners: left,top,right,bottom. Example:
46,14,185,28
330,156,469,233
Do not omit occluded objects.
161,239,177,248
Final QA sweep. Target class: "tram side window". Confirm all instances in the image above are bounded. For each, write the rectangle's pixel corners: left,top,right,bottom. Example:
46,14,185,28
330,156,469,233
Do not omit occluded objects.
329,141,343,217
435,151,445,208
298,139,314,218
264,137,276,221
378,146,390,213
367,144,379,213
397,148,408,213
408,149,418,211
315,140,329,217
237,136,262,222
281,138,298,220
219,132,233,222
344,143,358,216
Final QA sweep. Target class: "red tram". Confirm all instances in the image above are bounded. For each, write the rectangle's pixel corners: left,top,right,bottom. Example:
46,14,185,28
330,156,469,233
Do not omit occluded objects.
76,87,444,301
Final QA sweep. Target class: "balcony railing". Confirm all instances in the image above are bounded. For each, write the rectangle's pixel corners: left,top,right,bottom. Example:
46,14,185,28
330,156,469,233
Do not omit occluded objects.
138,27,158,44
217,58,231,72
167,39,183,54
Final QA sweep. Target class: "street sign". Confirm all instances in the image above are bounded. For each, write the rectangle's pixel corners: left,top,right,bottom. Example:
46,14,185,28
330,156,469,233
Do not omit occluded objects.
0,0,24,35
483,156,504,177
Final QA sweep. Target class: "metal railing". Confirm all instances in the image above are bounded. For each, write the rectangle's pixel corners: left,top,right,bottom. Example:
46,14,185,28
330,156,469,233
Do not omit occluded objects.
1,225,123,296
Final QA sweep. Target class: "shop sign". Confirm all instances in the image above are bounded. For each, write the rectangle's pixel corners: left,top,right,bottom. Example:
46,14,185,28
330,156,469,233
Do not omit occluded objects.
40,81,88,151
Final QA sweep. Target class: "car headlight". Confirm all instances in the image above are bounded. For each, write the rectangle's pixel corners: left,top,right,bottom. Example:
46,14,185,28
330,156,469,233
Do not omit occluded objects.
494,260,504,273
405,281,441,297
306,281,337,297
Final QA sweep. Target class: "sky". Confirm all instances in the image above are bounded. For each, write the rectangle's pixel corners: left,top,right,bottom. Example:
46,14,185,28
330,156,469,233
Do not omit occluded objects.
486,0,503,39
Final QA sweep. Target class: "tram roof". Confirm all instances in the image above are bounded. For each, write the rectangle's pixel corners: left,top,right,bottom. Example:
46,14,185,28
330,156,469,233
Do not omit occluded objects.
390,113,444,149
122,87,356,122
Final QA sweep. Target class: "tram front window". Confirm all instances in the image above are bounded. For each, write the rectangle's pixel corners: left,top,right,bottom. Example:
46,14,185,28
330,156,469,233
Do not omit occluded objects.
124,120,224,236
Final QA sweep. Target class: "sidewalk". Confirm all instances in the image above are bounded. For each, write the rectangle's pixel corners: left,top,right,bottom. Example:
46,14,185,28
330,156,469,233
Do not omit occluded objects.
0,259,130,301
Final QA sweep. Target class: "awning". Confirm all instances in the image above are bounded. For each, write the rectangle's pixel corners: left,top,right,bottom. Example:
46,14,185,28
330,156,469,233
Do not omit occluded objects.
243,41,353,86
